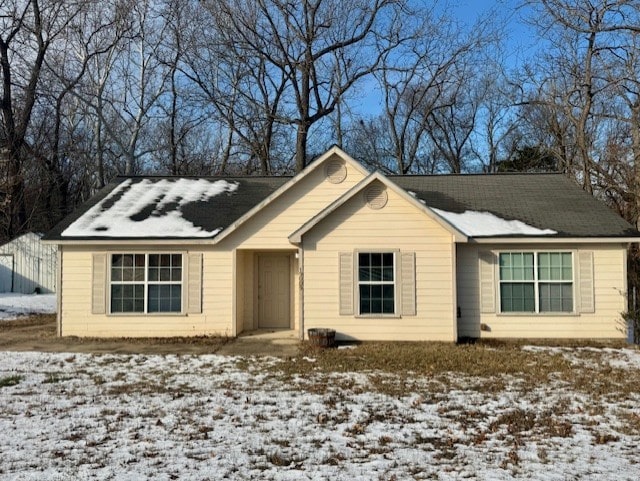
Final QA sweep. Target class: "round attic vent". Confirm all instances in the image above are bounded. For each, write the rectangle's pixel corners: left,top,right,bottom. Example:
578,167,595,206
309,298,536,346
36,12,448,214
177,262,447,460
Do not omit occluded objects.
324,159,347,184
364,184,388,210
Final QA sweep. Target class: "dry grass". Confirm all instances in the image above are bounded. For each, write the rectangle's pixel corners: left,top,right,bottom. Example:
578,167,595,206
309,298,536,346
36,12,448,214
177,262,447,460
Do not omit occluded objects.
270,340,640,401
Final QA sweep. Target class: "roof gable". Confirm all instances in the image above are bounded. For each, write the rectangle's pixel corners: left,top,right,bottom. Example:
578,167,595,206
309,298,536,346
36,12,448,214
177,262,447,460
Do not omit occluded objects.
289,171,467,243
210,146,370,244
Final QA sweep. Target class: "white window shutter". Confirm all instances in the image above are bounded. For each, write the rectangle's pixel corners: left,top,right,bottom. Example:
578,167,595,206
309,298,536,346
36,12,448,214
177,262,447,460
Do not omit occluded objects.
92,253,107,314
339,252,354,315
400,252,416,316
578,251,595,313
479,251,496,313
187,253,203,314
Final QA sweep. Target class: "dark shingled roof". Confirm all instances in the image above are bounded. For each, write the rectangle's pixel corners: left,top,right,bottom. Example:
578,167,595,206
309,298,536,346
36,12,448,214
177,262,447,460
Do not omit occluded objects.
44,171,638,241
44,176,290,241
391,173,638,237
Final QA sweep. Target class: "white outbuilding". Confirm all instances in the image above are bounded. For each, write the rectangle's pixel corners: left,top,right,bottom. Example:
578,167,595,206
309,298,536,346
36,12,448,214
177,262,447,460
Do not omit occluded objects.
0,232,57,294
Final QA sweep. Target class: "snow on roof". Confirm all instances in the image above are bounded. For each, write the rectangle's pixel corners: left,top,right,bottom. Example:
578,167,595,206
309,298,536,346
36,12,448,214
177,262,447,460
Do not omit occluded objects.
62,178,238,238
432,208,557,237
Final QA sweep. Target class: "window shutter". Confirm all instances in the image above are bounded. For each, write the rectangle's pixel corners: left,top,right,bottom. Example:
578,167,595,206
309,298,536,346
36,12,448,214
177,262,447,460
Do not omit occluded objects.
578,251,595,313
92,253,107,314
187,253,203,314
479,251,496,313
339,252,354,315
400,252,416,316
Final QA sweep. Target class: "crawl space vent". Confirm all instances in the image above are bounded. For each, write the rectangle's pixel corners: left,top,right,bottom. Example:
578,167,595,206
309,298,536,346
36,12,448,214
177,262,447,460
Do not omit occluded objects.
324,159,347,184
364,184,388,210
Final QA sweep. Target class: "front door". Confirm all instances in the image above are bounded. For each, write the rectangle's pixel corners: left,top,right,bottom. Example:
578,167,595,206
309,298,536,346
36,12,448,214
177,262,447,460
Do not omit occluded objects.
257,254,291,328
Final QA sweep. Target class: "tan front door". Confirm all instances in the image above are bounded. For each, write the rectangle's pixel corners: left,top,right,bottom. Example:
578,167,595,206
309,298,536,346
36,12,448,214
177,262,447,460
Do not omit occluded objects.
257,254,291,328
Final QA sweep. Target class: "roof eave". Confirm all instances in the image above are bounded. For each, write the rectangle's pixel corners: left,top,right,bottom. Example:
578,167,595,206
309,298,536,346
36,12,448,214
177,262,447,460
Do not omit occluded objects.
469,236,640,244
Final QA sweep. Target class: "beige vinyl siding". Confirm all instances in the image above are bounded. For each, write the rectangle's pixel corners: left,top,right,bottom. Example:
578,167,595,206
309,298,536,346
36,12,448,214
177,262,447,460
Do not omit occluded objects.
303,182,456,341
456,243,628,339
60,245,234,337
219,155,365,250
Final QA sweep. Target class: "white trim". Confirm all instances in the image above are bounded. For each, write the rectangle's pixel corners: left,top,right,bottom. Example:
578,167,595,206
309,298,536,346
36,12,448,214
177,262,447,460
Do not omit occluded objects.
108,252,185,315
497,250,575,314
354,250,399,317
471,237,640,244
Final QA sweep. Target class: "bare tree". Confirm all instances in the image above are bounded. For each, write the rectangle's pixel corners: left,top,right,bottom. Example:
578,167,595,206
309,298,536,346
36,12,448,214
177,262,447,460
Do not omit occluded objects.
0,0,86,239
206,0,401,172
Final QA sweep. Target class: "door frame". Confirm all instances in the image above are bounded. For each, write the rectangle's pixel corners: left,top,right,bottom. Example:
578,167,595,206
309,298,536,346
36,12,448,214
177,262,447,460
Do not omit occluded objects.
254,252,294,329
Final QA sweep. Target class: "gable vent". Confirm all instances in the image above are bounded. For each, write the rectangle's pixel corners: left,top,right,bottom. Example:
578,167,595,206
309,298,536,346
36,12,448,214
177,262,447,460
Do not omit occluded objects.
325,159,347,184
364,184,388,210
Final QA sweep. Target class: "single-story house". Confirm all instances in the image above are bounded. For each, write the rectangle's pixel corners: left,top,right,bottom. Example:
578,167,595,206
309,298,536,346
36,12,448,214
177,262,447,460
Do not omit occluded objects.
43,147,640,341
0,232,57,294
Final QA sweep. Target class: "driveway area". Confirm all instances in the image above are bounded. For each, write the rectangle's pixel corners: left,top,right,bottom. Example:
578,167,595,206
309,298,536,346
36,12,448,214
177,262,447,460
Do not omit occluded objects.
0,315,301,357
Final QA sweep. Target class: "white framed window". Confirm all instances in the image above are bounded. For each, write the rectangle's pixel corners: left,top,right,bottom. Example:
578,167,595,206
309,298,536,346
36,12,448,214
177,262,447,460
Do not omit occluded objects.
110,253,182,314
357,252,396,315
499,251,573,313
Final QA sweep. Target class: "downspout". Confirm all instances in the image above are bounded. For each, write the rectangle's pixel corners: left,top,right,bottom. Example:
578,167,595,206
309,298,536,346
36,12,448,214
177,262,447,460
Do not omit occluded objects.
298,243,305,341
56,246,63,337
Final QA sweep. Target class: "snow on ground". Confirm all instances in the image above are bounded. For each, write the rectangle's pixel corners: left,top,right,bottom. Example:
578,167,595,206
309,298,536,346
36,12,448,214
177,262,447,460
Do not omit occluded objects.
432,208,557,237
62,178,238,238
1,349,639,480
0,293,56,321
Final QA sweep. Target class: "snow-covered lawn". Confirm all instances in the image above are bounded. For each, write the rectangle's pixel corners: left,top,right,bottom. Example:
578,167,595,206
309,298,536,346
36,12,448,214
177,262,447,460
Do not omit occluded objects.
0,346,639,480
0,293,56,321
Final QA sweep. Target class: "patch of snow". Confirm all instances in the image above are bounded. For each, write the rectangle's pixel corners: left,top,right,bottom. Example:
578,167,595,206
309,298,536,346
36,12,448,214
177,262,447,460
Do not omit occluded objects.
0,350,639,480
0,293,56,320
432,208,557,237
62,178,238,238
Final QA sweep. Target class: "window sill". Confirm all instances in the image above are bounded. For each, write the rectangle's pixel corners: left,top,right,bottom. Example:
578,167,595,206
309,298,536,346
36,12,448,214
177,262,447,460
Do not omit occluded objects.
355,314,401,319
497,312,578,317
107,312,186,317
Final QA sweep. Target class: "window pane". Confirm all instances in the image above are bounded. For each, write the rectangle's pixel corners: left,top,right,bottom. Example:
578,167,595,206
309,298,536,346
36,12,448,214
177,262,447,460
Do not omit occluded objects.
160,268,171,282
358,253,370,281
149,254,159,267
358,253,395,315
112,254,123,268
148,267,159,282
171,268,182,282
148,284,181,313
500,253,533,281
501,283,535,312
499,253,512,281
540,282,572,313
134,265,145,282
539,252,572,281
382,266,393,281
112,268,122,282
172,254,182,267
111,284,143,313
383,299,394,313
359,285,371,314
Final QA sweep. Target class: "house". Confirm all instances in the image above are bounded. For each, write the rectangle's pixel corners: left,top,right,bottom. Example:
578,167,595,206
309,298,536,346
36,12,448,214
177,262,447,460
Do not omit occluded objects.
0,232,57,294
43,147,640,341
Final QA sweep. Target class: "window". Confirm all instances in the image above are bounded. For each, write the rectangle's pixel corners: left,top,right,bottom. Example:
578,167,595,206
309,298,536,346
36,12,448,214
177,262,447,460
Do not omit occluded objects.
110,254,182,313
358,252,395,314
499,252,573,313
